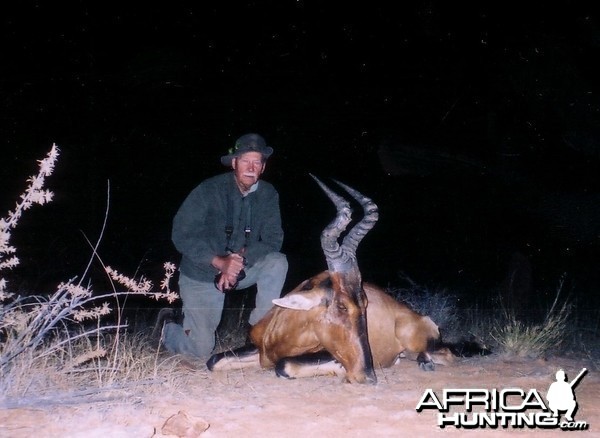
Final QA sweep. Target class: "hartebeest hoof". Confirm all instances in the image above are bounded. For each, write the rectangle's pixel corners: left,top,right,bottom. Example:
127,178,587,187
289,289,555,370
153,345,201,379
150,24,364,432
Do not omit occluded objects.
274,359,295,379
417,352,436,371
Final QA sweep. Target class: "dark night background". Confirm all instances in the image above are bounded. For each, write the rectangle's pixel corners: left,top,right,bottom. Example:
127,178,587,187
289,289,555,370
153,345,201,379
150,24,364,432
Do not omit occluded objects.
2,2,600,317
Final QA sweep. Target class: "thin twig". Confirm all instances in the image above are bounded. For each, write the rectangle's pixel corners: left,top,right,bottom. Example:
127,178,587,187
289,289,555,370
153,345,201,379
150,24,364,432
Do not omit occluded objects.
545,272,566,324
79,180,110,286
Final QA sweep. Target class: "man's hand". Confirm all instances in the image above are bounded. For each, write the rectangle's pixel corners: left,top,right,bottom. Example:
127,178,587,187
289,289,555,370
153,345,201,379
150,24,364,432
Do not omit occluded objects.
215,272,240,292
211,253,245,292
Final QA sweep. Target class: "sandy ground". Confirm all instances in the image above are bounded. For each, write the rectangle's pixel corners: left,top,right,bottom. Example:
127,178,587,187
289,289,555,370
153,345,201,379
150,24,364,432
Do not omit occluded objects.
1,354,598,437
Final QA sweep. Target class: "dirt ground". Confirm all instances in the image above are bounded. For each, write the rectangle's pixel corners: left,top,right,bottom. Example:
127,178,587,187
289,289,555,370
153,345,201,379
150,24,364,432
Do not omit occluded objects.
1,354,598,437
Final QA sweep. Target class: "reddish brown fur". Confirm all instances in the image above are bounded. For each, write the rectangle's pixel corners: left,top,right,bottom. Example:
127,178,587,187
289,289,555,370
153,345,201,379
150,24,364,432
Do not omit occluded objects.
248,271,452,379
251,271,375,383
363,281,453,367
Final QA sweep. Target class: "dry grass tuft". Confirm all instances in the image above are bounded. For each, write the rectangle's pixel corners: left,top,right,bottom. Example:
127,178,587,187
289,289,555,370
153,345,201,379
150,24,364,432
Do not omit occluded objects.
491,275,573,358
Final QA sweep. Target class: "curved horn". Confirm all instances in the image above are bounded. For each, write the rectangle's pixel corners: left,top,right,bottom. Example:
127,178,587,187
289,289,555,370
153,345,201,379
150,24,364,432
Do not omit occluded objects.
309,174,379,273
309,174,352,271
332,179,379,257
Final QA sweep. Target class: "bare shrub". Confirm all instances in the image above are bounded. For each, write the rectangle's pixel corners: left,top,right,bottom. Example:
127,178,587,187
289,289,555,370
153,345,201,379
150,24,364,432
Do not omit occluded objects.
0,145,183,406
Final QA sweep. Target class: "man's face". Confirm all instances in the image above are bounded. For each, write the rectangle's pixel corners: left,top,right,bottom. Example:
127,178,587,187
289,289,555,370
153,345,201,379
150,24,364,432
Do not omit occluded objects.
232,151,266,192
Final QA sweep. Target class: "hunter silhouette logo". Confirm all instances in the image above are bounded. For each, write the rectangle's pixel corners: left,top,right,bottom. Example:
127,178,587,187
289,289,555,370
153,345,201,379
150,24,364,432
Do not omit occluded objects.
416,368,589,430
546,368,587,423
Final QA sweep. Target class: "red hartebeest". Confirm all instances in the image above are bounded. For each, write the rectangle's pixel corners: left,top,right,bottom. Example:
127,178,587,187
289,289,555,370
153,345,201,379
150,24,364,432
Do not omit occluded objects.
207,176,457,383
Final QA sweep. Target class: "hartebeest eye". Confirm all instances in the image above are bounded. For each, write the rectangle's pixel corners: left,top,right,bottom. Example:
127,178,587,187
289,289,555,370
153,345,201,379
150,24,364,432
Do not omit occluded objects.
337,302,348,312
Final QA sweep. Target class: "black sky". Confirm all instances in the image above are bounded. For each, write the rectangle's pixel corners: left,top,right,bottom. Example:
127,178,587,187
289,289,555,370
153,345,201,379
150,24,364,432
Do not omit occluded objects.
2,2,600,307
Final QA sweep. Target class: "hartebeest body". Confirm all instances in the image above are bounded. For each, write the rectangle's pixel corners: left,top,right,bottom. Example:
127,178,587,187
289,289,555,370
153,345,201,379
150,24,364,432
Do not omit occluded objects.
207,176,453,383
208,270,454,382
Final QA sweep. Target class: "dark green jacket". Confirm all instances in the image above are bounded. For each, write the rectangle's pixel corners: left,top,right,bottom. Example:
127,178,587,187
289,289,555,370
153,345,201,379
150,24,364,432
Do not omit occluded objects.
172,172,284,282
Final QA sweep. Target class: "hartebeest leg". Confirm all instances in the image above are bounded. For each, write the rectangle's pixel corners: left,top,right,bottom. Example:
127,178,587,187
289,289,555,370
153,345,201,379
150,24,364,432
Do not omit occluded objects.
206,344,260,371
275,352,346,379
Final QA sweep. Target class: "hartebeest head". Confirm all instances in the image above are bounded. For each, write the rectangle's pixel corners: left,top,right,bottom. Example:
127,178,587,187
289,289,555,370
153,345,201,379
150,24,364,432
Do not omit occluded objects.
273,175,379,383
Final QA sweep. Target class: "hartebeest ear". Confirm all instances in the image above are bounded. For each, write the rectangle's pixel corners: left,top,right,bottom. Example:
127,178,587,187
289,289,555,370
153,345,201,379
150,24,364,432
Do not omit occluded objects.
273,291,323,310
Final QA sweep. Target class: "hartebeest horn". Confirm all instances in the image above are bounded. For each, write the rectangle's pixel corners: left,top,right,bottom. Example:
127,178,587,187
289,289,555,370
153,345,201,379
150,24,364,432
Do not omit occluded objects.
309,174,379,273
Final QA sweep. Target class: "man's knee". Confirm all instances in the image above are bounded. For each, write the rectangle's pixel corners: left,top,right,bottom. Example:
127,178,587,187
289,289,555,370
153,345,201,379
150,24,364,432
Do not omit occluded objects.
266,251,287,263
264,252,288,273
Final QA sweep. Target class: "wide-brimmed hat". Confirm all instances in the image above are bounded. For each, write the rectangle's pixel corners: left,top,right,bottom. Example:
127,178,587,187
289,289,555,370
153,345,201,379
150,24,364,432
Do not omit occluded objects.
220,133,274,166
